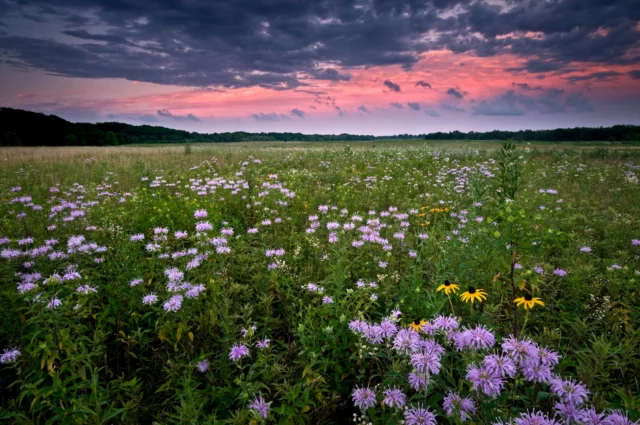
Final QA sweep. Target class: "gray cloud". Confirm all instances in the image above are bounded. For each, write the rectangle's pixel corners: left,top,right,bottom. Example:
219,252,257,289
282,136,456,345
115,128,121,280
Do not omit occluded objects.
512,82,544,91
416,81,431,88
291,108,305,118
565,71,622,84
384,80,401,92
335,105,346,116
407,102,421,111
424,109,440,117
157,109,200,121
630,70,640,79
390,102,403,109
309,68,351,82
441,104,466,112
446,88,464,99
357,105,371,114
250,112,281,121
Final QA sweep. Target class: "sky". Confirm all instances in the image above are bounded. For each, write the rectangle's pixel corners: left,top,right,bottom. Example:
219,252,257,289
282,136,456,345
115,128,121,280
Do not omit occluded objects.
0,0,639,135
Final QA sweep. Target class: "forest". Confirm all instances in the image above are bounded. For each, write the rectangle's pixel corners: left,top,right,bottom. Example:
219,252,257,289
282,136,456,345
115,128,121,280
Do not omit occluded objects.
2,107,639,146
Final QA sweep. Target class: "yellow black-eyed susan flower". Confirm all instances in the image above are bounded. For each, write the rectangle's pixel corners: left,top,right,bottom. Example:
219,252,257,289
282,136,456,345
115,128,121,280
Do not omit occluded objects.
437,279,460,295
514,294,544,310
460,286,488,304
409,319,427,331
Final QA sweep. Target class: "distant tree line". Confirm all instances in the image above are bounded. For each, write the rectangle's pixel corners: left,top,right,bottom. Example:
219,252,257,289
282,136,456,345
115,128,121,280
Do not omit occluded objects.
1,107,639,147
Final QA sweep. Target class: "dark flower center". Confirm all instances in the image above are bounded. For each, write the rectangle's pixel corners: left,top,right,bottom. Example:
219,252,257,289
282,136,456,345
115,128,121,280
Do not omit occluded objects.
468,287,476,294
444,280,451,286
413,319,421,325
524,294,533,301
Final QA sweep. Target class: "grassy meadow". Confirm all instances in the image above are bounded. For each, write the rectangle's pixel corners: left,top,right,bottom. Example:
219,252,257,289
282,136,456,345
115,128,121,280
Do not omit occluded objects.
0,141,639,424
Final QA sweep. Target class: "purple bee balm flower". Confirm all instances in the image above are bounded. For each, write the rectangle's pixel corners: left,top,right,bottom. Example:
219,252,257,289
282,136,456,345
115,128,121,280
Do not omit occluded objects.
577,408,606,425
0,348,21,364
193,209,208,219
196,359,209,372
382,387,406,409
462,325,495,351
502,336,538,363
603,411,639,425
322,296,333,304
536,346,561,366
550,377,590,406
352,386,376,411
466,365,504,398
554,401,580,424
515,410,562,425
363,324,384,345
47,298,62,309
404,405,437,425
130,278,143,287
443,392,476,421
553,269,567,277
229,344,250,362
632,239,640,246
256,338,270,349
410,349,442,375
580,246,592,253
163,295,183,312
520,357,553,383
408,372,429,391
393,329,420,354
433,315,459,332
484,353,517,378
142,293,158,305
195,221,213,232
248,394,271,419
379,319,398,339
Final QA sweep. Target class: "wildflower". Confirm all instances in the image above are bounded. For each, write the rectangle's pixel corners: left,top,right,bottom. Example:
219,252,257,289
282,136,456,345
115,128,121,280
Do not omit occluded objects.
195,221,213,232
194,209,208,218
382,387,406,409
196,359,209,372
533,266,545,274
163,295,183,312
484,354,517,378
0,348,21,364
443,392,476,421
460,287,488,303
379,319,398,339
466,365,504,398
514,294,545,310
404,405,437,425
129,278,143,287
409,319,427,332
555,401,580,424
602,411,638,425
352,386,376,411
229,344,250,362
580,246,592,253
142,293,158,305
408,372,429,391
47,298,62,309
256,338,270,349
553,269,567,277
433,316,459,332
248,394,271,419
577,408,606,425
393,329,420,354
437,279,460,295
520,357,553,383
514,410,562,425
631,239,640,246
452,325,495,351
550,377,589,406
76,284,97,294
502,336,538,362
322,296,333,304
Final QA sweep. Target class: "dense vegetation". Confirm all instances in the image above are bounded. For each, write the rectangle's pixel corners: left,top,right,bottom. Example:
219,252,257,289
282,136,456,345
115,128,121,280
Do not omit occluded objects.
0,142,639,424
2,107,639,146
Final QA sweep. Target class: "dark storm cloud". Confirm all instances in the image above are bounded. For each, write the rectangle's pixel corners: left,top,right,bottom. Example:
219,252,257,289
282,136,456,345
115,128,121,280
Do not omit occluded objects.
446,88,463,99
407,102,421,111
630,70,640,80
472,90,532,116
157,109,200,122
309,68,351,82
565,93,594,112
291,108,305,118
416,81,431,88
357,105,371,114
390,102,403,109
384,80,401,92
565,71,622,84
0,0,638,88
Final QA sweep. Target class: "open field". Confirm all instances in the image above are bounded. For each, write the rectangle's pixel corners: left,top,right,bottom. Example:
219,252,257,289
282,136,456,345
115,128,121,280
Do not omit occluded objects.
1,142,639,424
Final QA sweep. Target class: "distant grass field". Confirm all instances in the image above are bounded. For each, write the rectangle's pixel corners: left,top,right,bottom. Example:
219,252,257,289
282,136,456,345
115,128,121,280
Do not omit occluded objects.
0,141,639,424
